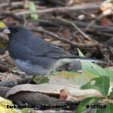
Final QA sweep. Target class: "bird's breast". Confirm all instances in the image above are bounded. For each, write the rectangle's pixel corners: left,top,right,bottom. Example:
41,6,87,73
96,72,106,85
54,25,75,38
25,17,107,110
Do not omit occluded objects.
12,58,48,75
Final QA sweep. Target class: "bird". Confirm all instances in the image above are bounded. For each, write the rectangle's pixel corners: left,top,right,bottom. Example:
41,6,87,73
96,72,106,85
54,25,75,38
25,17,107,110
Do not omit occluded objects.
3,26,104,77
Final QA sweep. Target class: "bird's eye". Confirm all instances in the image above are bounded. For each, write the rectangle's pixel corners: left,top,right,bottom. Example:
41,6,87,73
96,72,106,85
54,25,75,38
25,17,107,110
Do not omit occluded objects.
13,28,18,33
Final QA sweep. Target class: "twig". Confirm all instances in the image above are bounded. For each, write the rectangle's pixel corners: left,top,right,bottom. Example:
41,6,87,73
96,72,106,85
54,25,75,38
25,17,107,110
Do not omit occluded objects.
0,12,24,23
0,77,32,87
15,4,100,15
30,27,99,48
0,2,23,8
39,19,113,33
86,14,105,29
24,0,28,9
0,51,9,60
84,29,113,37
86,6,113,29
71,21,113,33
54,17,92,40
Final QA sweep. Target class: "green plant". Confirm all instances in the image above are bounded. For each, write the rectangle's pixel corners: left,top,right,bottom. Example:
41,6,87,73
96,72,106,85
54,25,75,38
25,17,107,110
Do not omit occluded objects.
76,49,113,113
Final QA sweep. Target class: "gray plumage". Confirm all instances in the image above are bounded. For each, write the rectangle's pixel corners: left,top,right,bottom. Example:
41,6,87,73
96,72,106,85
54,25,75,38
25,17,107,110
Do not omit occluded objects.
4,26,104,75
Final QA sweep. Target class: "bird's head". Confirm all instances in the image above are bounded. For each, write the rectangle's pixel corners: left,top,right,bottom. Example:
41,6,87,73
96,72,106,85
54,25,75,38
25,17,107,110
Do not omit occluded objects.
3,26,30,39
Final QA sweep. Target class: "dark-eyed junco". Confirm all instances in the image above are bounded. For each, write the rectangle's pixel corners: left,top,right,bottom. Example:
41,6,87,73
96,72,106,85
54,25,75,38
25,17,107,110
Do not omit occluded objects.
3,26,103,76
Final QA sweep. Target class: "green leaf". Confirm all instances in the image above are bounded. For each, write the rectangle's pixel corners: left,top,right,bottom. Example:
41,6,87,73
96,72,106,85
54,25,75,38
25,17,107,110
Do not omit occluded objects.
111,0,113,3
77,48,84,57
0,21,7,27
33,76,49,84
51,71,98,86
109,90,113,98
0,97,21,113
21,108,31,113
81,76,110,97
78,49,113,83
76,97,99,113
81,61,113,82
28,1,38,20
109,92,113,98
96,103,113,113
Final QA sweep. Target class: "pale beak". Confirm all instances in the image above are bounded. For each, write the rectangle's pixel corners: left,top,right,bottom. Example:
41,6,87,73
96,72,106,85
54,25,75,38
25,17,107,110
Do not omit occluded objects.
3,28,11,34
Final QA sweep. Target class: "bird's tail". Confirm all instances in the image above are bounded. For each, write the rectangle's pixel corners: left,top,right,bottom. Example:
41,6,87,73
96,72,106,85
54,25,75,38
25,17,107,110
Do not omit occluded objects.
75,57,106,63
59,57,106,64
55,57,106,69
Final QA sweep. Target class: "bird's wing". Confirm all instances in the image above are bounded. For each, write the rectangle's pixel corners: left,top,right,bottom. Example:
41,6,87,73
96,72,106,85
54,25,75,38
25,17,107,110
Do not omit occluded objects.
26,36,105,63
26,35,75,59
9,35,104,65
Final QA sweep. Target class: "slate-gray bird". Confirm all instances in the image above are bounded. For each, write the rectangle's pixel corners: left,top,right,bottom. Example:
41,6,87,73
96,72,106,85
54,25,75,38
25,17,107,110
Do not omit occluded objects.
3,26,104,76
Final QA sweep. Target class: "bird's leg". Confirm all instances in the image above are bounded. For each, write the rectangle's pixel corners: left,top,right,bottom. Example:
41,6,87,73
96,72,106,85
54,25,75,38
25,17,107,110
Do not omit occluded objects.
27,75,34,83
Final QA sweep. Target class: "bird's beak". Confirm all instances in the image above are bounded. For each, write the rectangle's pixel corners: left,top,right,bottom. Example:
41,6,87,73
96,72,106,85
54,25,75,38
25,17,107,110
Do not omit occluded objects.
3,28,11,34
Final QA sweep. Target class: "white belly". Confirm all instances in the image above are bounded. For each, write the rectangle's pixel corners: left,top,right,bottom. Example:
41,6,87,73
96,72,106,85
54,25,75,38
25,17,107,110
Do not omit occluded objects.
12,59,47,75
